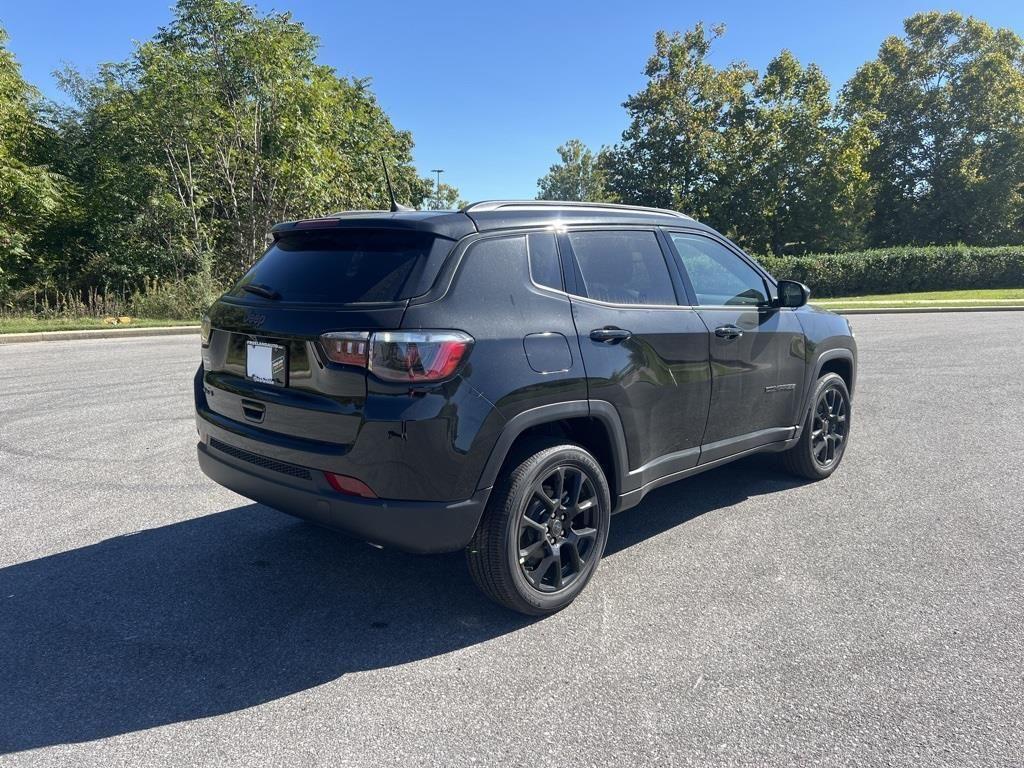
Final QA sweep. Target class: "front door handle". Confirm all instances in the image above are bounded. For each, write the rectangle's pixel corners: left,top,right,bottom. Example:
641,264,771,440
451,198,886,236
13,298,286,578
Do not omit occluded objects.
715,324,744,340
590,327,632,344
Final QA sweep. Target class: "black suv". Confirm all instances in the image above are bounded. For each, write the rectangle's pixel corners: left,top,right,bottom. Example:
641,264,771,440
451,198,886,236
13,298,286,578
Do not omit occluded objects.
196,201,856,615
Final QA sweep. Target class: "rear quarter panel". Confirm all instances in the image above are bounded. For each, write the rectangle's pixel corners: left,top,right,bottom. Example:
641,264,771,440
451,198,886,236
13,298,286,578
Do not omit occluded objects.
401,232,589,485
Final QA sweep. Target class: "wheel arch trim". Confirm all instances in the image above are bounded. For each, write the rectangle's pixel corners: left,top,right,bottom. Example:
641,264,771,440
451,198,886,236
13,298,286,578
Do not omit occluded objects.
475,400,629,494
814,348,856,395
797,348,856,434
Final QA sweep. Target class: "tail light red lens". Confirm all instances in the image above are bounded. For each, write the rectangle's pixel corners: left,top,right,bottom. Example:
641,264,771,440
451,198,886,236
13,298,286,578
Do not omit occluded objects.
320,331,370,366
324,471,377,498
200,315,212,346
369,331,473,382
319,330,473,383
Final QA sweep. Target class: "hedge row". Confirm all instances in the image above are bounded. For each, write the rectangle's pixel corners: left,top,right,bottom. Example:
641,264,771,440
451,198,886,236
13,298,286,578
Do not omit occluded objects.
754,245,1024,298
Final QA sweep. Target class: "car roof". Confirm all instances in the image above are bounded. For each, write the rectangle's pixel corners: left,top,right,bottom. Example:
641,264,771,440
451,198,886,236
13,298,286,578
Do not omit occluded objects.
270,200,714,240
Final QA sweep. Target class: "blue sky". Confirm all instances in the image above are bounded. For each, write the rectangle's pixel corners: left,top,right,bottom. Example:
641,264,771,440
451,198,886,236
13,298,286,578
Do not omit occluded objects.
3,0,1023,202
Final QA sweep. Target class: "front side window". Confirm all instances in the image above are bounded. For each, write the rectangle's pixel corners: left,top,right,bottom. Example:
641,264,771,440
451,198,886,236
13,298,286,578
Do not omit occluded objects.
669,233,769,306
568,230,677,306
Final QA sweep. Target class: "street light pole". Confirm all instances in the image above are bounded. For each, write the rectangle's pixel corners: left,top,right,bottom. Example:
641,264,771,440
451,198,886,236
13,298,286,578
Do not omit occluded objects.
430,168,445,208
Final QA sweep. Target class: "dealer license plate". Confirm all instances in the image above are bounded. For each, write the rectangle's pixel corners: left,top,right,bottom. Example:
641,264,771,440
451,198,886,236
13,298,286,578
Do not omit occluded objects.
245,341,287,386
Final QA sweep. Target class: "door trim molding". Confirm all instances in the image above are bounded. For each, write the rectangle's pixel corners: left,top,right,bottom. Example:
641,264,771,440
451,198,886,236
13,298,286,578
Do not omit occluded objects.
698,426,796,465
615,433,799,514
626,446,701,491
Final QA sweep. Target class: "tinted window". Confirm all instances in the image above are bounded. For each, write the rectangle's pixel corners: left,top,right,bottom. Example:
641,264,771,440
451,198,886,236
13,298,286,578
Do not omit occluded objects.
232,229,445,304
569,231,676,305
670,233,768,306
528,233,562,290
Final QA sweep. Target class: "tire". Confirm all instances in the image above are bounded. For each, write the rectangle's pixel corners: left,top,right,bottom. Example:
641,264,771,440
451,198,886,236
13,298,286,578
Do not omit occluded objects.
781,372,852,480
466,444,611,616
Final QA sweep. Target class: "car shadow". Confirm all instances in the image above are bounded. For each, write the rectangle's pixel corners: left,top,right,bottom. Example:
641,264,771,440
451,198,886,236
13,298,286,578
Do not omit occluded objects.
0,455,804,753
605,455,808,556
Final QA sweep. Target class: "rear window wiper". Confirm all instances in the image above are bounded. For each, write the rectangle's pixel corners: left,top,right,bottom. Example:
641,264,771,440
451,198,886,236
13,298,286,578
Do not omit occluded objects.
241,283,280,300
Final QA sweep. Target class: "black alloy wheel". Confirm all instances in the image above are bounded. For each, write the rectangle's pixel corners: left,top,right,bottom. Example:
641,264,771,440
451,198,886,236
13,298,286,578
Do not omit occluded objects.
780,372,852,480
467,444,611,615
517,465,600,592
811,384,849,468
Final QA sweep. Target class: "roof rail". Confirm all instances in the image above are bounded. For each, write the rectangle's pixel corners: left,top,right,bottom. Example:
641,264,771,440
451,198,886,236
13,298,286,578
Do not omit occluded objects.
461,200,693,220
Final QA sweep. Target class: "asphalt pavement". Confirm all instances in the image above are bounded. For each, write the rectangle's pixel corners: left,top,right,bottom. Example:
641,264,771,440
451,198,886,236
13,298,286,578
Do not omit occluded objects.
0,313,1021,767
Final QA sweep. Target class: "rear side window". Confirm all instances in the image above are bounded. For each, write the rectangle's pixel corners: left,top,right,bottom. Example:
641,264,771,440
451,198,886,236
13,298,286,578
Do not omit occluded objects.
669,233,769,306
528,233,563,291
568,230,677,305
232,229,448,304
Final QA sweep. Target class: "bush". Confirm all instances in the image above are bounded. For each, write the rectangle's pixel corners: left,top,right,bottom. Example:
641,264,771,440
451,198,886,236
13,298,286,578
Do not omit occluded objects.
130,270,222,320
755,245,1024,298
0,285,128,318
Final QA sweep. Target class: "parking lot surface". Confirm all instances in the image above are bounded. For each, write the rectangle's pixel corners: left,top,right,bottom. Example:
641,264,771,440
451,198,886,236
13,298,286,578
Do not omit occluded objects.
1,313,1021,766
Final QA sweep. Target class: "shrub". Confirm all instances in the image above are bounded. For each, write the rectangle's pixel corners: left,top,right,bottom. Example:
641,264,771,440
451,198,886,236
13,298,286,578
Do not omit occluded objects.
0,285,128,318
130,270,222,320
755,245,1024,298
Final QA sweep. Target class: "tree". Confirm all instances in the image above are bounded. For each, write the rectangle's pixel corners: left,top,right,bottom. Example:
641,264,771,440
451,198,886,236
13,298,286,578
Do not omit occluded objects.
422,181,467,210
843,12,1024,246
536,139,614,201
714,51,874,254
53,0,433,288
604,25,754,217
599,26,872,253
0,25,68,301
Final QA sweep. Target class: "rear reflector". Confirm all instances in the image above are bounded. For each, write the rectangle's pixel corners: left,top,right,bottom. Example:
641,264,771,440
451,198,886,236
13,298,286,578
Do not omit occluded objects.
320,330,473,383
324,472,377,498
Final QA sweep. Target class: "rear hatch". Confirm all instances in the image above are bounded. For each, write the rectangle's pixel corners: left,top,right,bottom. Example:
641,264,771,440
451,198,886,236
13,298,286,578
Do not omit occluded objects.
201,226,456,447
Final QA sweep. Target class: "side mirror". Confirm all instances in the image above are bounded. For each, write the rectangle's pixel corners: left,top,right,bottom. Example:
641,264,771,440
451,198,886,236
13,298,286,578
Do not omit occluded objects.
777,280,810,308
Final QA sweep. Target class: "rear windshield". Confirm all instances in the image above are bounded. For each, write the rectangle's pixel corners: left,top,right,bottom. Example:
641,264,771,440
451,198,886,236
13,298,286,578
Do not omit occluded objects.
231,229,450,304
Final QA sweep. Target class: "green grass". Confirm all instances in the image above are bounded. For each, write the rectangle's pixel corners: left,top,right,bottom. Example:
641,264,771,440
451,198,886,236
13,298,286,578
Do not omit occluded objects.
0,316,199,334
813,287,1024,310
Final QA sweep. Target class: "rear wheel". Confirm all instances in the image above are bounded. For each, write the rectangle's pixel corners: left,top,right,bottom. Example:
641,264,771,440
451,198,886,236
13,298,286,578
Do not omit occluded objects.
781,372,851,480
467,444,611,615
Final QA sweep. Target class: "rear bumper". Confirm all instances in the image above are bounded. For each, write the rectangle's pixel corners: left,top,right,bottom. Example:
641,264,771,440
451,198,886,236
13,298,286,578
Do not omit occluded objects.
197,440,490,554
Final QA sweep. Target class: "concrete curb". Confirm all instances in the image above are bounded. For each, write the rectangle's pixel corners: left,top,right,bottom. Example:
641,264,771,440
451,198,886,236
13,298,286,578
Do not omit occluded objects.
829,305,1024,315
0,325,200,345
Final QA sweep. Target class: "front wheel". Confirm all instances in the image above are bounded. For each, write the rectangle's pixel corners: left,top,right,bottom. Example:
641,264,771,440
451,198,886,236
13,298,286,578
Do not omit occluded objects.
780,372,852,480
467,444,611,615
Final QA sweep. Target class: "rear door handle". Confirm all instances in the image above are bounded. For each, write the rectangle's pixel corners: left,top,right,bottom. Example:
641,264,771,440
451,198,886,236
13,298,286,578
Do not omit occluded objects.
590,327,632,343
715,325,744,340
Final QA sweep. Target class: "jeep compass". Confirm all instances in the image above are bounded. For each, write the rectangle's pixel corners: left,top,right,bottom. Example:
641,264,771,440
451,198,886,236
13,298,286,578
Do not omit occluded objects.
196,200,856,615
